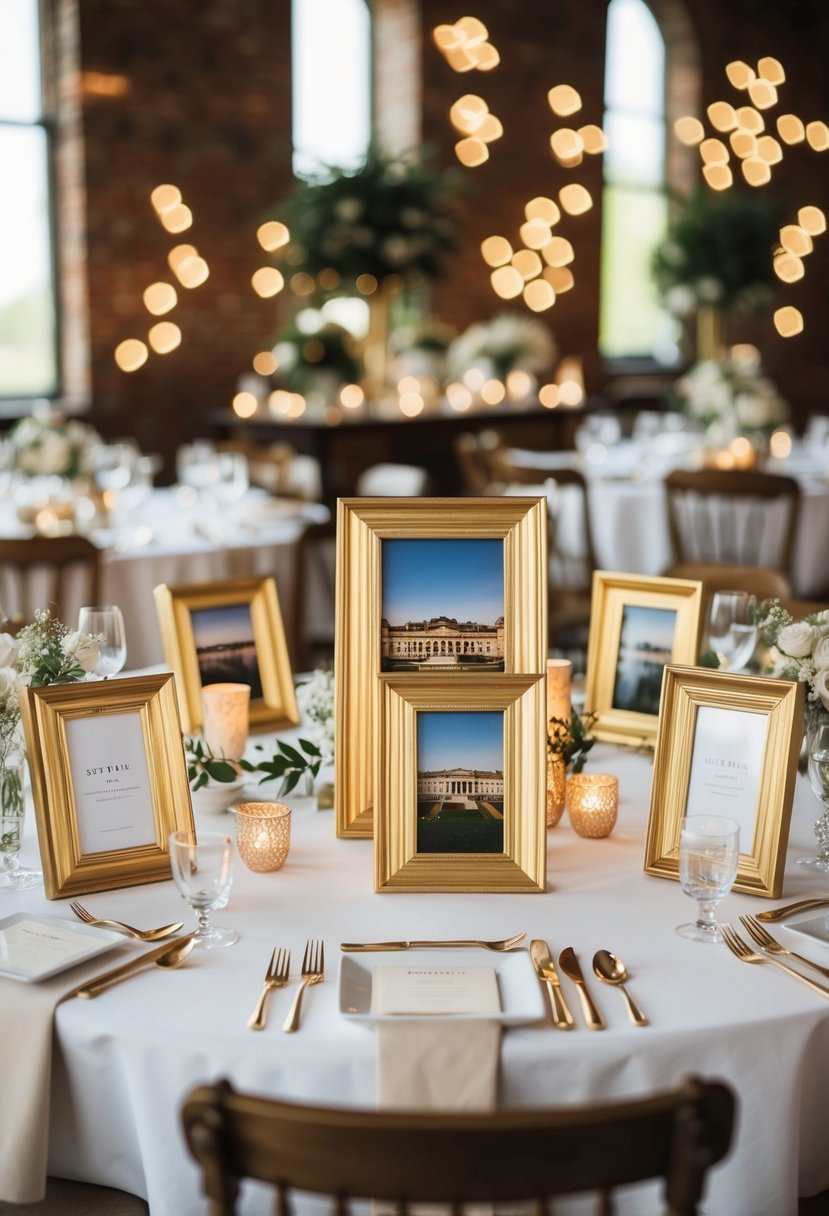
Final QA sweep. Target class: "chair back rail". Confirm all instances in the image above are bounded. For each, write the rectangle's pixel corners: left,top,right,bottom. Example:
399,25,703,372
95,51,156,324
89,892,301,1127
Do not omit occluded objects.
182,1076,735,1216
0,536,101,623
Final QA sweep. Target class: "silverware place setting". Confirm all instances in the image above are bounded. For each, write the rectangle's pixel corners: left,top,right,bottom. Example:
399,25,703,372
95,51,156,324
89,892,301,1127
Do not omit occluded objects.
247,948,291,1031
340,932,527,953
755,897,829,922
282,939,325,1033
592,950,648,1026
70,899,184,941
721,924,829,1000
68,935,196,1000
739,916,829,982
558,947,606,1030
529,939,574,1029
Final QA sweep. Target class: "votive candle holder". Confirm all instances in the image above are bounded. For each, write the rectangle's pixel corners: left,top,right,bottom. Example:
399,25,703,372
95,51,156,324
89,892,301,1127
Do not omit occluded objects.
567,774,618,839
546,754,566,828
201,682,250,761
235,802,291,872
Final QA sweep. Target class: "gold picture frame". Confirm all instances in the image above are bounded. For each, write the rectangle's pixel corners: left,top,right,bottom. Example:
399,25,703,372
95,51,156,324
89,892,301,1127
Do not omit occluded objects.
19,674,196,900
154,576,298,734
335,497,547,838
644,664,804,898
584,571,703,748
375,674,546,893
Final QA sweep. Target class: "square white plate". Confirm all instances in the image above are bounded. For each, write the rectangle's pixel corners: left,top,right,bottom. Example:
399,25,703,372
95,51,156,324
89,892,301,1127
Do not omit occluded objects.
780,913,829,959
338,948,545,1025
0,912,123,983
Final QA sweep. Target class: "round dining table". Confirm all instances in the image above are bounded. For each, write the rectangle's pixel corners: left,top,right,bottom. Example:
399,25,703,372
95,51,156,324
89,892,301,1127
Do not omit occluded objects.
5,738,829,1216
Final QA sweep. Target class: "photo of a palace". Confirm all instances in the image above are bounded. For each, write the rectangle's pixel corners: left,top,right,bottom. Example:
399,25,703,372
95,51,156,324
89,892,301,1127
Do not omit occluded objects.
381,614,505,671
416,710,505,856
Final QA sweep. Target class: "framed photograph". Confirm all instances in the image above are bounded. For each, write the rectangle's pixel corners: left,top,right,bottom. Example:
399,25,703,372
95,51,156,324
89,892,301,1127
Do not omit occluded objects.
584,571,703,748
644,665,804,898
335,497,547,838
375,675,546,893
19,674,196,900
154,576,298,734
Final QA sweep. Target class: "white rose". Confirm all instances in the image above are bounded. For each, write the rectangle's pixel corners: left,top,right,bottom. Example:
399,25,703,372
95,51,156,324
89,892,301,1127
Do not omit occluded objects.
812,636,829,670
0,667,19,705
777,622,815,659
63,631,101,673
0,633,19,668
816,669,829,713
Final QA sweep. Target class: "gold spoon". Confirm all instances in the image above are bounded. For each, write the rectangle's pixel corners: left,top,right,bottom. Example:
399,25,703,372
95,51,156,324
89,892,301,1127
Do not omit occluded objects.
74,937,196,999
592,950,648,1026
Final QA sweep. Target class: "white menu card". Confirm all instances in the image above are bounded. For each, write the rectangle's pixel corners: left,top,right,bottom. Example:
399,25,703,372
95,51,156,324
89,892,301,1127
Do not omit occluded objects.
371,965,501,1016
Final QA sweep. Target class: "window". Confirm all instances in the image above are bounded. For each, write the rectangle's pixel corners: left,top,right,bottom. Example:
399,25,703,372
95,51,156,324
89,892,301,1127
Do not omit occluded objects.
599,0,678,363
291,0,372,181
0,0,59,399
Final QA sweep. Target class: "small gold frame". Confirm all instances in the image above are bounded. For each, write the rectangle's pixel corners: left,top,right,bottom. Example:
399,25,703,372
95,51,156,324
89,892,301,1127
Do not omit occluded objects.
375,674,546,893
584,571,703,748
335,497,547,838
20,674,196,900
644,664,804,898
154,576,298,734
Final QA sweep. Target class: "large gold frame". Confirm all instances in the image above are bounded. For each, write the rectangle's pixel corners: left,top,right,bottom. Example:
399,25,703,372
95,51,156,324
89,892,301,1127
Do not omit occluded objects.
154,576,298,734
375,675,546,893
584,571,703,748
644,665,804,898
335,497,547,838
20,674,196,900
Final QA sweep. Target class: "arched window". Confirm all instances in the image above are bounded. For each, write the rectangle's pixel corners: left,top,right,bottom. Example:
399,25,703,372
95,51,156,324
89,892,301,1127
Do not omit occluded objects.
291,0,372,180
0,0,58,403
599,0,678,363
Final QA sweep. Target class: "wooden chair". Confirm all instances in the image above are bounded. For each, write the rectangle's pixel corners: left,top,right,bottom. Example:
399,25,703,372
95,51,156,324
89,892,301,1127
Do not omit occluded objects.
453,432,493,494
0,536,101,624
182,1075,735,1216
664,468,801,581
663,561,792,638
288,519,336,671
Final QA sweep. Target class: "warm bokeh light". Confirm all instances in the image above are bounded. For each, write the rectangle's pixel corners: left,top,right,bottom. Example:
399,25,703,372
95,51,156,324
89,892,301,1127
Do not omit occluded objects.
114,338,148,372
806,121,829,152
481,378,505,405
700,137,729,164
736,107,764,134
539,383,560,408
449,93,488,133
578,124,608,154
481,235,513,266
512,249,542,280
168,244,197,271
777,114,806,144
142,282,177,315
443,46,477,72
779,224,814,256
758,56,785,85
468,42,499,71
730,130,758,158
523,279,555,311
674,116,705,146
799,205,827,235
542,236,574,267
525,196,560,225
445,382,473,411
455,136,489,166
147,321,181,354
398,376,421,395
741,157,771,187
519,219,552,250
770,428,793,459
773,251,805,283
251,267,285,298
558,378,584,407
543,265,575,292
323,405,342,426
506,369,534,401
159,204,193,233
703,163,733,190
757,135,783,164
290,272,316,296
707,102,738,132
491,264,524,298
462,367,486,392
455,15,488,45
340,383,365,409
175,256,209,289
355,274,378,295
747,79,777,109
547,84,582,116
476,113,503,142
232,392,258,419
253,351,278,375
559,183,592,215
318,267,340,291
774,305,804,337
550,128,584,163
725,60,756,90
433,24,464,52
257,220,290,252
150,183,182,214
399,392,424,417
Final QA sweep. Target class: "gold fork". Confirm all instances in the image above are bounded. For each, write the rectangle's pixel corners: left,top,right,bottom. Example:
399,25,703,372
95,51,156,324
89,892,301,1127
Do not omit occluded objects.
70,900,184,941
247,948,291,1031
740,916,829,981
721,924,829,1000
282,940,324,1033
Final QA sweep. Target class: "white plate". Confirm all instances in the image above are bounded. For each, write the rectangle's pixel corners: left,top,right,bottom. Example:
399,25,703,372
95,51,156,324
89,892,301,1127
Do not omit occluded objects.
338,948,545,1026
0,912,123,983
780,913,829,959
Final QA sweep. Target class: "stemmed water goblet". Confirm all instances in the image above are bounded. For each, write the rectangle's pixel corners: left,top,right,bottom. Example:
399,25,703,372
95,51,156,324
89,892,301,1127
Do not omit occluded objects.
708,590,758,672
77,605,127,678
168,830,238,949
677,814,741,943
797,722,829,872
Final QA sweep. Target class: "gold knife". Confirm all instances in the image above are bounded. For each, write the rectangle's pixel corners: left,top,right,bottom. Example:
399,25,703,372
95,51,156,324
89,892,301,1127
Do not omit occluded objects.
530,939,574,1029
68,935,195,1000
558,946,605,1030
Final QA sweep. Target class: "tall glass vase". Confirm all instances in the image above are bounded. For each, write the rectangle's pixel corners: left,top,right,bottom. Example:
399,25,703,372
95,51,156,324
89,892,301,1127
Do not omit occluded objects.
362,284,393,404
0,761,42,891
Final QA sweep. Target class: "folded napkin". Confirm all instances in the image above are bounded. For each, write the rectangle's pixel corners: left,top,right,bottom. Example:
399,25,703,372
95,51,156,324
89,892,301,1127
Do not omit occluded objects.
376,1019,502,1110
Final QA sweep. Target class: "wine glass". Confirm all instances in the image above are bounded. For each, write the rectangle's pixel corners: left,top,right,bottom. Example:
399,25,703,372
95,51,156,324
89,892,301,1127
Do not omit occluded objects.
708,590,758,671
77,606,127,678
677,814,741,943
797,723,829,872
0,762,42,891
168,830,238,949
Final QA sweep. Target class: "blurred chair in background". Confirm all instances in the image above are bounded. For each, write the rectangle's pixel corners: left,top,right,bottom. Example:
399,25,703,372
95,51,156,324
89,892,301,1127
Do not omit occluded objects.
0,536,101,626
355,463,431,496
288,519,336,672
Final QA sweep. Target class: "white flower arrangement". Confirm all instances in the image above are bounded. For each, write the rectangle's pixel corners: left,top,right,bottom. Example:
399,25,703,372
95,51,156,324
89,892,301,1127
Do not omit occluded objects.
7,403,100,479
673,346,788,441
757,601,829,737
295,667,335,762
447,312,557,381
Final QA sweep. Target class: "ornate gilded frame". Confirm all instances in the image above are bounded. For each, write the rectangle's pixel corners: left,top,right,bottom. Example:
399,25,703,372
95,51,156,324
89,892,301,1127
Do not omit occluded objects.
335,497,547,838
644,665,804,898
375,674,546,893
584,571,703,748
154,576,298,734
19,674,196,900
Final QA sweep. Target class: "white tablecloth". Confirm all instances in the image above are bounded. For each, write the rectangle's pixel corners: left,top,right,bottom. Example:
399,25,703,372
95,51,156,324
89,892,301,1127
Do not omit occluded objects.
6,743,829,1216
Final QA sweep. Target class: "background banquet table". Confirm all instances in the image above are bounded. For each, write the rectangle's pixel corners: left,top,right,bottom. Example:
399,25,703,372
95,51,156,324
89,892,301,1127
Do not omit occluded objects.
6,741,829,1216
0,489,328,668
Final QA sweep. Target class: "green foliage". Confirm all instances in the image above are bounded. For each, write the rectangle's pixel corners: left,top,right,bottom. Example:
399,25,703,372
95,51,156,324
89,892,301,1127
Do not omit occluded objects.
547,710,598,775
273,320,360,390
184,738,240,792
185,736,324,799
